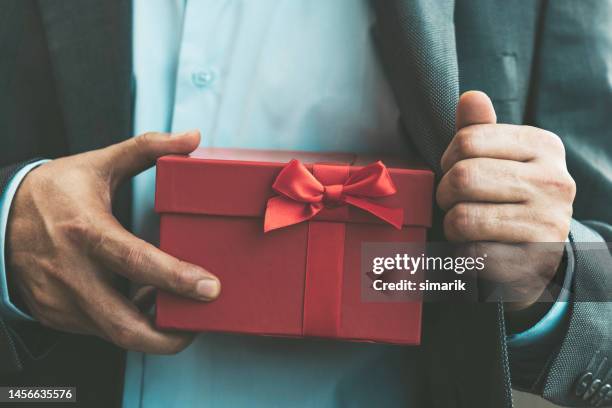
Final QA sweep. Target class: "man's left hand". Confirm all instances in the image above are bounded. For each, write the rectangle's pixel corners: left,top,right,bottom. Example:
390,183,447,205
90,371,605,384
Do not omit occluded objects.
436,91,576,311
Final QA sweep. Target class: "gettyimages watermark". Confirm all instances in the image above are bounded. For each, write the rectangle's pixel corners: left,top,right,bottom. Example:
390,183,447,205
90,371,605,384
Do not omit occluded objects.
361,241,612,303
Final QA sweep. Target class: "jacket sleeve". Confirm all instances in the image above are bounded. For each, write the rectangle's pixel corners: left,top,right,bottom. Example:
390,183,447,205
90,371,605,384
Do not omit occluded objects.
0,160,58,374
546,221,612,406
510,0,612,405
0,160,49,320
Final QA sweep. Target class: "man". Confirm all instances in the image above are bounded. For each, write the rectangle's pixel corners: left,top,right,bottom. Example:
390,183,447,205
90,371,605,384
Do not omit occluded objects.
0,0,610,407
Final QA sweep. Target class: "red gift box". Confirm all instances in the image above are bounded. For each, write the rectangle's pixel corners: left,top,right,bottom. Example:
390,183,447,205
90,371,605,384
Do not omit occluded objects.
155,148,434,345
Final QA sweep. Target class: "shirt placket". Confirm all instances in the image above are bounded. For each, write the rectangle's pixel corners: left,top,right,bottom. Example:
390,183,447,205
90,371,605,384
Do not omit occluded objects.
172,0,236,143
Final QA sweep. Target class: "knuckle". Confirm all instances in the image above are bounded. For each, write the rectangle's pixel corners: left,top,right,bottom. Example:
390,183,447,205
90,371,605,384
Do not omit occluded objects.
132,132,157,158
445,204,472,238
39,258,64,280
59,218,88,242
455,128,479,157
536,212,557,233
170,261,193,292
537,174,561,189
124,245,149,279
109,320,140,350
562,173,577,201
449,161,473,191
517,125,541,147
435,183,448,209
536,171,576,201
135,132,154,147
29,287,57,316
26,272,72,324
556,216,572,239
541,130,565,154
545,223,569,243
537,210,571,242
60,217,100,248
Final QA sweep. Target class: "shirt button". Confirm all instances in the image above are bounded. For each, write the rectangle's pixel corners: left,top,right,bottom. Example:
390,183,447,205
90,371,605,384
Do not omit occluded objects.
192,70,215,88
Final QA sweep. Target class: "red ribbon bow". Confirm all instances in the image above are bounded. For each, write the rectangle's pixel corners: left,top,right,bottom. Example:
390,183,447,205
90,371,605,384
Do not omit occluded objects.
264,160,404,232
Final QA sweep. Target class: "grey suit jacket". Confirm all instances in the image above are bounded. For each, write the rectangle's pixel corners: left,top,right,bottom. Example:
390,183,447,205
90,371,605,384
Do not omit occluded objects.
375,1,612,406
0,0,610,407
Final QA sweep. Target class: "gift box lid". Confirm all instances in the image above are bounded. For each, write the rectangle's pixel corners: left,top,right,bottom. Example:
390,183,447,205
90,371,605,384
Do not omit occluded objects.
155,148,434,228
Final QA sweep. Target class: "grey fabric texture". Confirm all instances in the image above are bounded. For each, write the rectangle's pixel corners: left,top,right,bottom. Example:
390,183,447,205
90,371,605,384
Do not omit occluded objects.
531,1,612,404
371,0,459,175
544,222,612,406
0,162,34,373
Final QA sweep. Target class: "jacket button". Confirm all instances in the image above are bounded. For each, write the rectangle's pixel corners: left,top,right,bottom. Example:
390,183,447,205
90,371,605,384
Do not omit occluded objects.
584,379,603,400
592,384,611,406
595,388,612,407
604,389,612,404
591,384,612,407
577,372,594,397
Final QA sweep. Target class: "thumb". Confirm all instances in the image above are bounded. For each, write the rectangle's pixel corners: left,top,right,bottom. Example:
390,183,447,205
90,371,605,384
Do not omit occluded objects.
97,130,200,188
455,90,497,130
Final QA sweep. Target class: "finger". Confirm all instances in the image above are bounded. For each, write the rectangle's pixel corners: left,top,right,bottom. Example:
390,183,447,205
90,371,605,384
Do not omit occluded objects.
441,124,541,173
455,90,497,131
443,202,538,243
92,217,221,301
436,158,531,210
442,90,497,173
79,279,194,354
95,130,201,190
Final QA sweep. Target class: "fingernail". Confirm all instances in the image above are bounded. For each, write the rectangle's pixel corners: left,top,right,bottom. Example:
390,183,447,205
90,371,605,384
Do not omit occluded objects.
173,129,199,138
196,278,220,299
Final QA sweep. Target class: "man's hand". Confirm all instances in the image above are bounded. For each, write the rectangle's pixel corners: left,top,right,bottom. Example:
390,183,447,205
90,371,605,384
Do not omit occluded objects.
7,131,220,353
437,91,576,311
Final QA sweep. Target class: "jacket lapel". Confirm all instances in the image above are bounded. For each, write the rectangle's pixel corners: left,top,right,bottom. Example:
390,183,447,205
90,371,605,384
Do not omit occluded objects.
371,0,459,175
37,0,132,153
372,1,512,408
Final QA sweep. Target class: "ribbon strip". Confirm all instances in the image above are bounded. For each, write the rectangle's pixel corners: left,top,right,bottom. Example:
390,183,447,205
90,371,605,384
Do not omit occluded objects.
301,164,349,337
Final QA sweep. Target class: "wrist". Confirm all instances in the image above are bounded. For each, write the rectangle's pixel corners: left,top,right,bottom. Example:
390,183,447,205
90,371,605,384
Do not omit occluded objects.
505,247,568,334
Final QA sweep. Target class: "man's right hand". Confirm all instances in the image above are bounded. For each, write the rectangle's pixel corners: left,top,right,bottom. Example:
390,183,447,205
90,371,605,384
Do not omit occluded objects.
6,130,220,354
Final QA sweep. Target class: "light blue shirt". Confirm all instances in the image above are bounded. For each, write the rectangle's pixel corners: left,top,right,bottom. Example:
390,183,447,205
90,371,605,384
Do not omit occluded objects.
0,0,571,407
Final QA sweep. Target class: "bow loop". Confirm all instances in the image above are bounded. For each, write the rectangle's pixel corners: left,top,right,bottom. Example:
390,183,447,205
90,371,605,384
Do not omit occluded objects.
343,161,398,197
264,159,404,232
272,159,324,203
